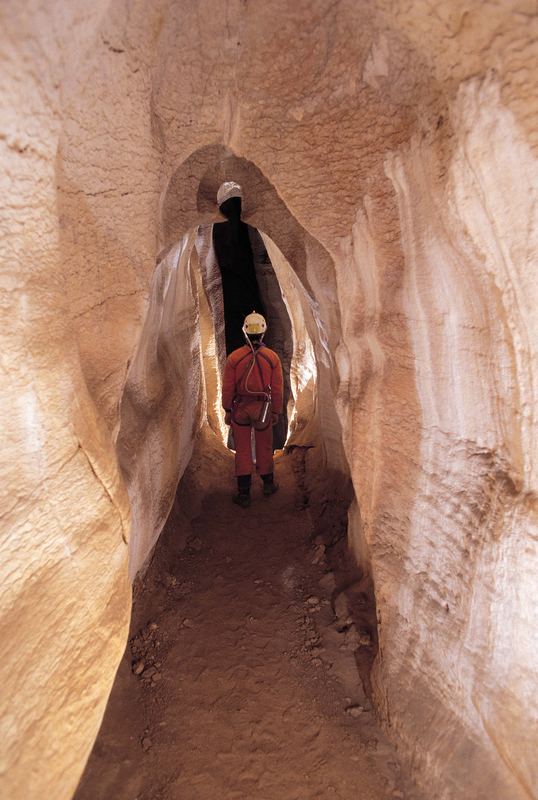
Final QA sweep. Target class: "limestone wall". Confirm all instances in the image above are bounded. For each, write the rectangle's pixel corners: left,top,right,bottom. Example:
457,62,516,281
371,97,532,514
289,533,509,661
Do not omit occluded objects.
1,1,536,798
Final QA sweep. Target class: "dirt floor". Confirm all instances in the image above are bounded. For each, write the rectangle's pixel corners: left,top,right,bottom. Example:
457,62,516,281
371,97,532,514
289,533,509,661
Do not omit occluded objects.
75,441,415,800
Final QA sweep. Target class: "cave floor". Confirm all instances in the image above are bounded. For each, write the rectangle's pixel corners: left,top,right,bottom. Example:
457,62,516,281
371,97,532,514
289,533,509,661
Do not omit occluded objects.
75,450,413,800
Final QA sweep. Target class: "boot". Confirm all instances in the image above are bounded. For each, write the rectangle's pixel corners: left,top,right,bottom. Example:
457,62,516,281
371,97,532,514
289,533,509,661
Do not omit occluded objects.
261,473,279,497
233,475,251,508
233,492,251,508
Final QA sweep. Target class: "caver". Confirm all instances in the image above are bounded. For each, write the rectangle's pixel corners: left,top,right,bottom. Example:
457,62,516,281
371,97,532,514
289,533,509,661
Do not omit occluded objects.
222,311,284,507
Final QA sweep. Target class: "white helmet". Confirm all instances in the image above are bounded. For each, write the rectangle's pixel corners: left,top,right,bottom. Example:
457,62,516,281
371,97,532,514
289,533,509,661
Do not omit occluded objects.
243,311,267,337
217,181,243,207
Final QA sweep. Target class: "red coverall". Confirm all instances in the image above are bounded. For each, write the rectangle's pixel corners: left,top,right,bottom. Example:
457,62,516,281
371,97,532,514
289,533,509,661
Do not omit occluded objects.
222,343,284,476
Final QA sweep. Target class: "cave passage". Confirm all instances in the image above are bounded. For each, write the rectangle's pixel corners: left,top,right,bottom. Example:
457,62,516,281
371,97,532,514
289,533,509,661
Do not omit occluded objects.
75,216,400,796
72,166,398,797
4,2,536,798
75,445,412,800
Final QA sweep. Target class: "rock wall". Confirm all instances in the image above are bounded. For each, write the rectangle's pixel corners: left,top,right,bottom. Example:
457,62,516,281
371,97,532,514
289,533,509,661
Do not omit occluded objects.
117,233,203,578
1,1,536,798
380,78,538,797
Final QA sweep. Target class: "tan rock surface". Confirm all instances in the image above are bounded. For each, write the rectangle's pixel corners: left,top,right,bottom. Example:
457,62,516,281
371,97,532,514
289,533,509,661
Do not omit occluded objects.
75,443,415,800
1,1,536,798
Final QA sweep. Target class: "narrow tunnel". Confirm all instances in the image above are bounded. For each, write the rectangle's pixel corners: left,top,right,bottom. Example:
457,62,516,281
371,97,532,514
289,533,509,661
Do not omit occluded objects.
73,160,388,798
2,3,537,800
114,149,341,580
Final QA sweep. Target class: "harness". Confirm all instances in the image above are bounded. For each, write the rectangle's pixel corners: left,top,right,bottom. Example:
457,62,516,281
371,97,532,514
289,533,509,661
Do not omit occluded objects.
231,345,272,429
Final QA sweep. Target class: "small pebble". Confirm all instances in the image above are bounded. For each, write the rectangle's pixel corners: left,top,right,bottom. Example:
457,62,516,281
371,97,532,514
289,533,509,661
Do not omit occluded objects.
345,705,364,717
141,737,153,751
132,660,145,675
148,622,158,631
142,666,157,678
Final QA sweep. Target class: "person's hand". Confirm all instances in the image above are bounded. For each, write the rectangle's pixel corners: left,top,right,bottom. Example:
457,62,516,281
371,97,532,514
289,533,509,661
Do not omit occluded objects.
271,412,279,427
224,411,232,425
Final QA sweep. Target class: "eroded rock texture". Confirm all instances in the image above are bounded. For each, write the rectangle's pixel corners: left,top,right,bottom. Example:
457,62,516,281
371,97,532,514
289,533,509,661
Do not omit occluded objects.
1,1,536,798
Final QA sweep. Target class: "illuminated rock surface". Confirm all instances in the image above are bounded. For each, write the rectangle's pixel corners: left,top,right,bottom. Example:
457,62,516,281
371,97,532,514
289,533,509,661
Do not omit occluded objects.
1,1,536,798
